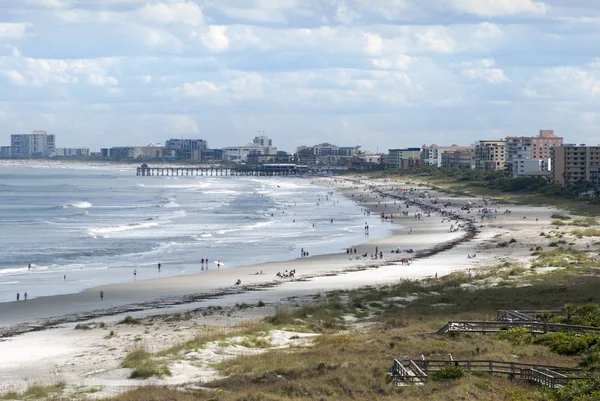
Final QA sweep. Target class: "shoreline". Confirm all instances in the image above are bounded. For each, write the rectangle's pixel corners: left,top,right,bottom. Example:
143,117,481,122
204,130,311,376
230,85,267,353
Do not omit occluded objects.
0,176,471,337
0,175,577,397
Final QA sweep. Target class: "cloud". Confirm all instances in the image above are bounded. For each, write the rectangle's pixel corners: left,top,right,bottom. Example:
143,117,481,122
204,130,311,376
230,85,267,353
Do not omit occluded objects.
461,59,509,84
0,0,597,150
449,0,548,17
138,1,204,25
0,23,32,39
201,26,230,52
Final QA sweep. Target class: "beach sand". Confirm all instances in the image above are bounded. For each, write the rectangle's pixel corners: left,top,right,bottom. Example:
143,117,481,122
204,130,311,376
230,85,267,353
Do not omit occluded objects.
0,176,570,397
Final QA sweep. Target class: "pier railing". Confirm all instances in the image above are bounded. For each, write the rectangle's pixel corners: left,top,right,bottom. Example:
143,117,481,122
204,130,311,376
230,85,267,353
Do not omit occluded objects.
136,164,311,177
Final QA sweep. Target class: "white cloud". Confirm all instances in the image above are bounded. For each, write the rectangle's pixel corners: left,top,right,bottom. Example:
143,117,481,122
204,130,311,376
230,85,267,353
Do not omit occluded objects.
201,26,230,53
3,70,28,85
138,1,204,25
449,0,548,17
363,33,383,55
174,81,221,97
0,23,31,39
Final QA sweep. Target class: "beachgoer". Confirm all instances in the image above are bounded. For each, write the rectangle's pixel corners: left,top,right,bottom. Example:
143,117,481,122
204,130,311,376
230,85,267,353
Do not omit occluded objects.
435,272,438,280
133,269,137,278
158,263,161,272
64,274,66,280
24,292,27,301
28,263,31,271
100,290,104,301
16,292,19,301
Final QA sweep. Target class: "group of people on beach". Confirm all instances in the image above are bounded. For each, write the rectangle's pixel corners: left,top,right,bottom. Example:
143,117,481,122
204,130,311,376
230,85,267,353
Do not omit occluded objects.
276,269,295,278
16,291,27,302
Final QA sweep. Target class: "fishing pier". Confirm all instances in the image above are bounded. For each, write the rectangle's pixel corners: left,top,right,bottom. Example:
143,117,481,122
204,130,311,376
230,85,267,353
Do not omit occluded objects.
136,163,311,177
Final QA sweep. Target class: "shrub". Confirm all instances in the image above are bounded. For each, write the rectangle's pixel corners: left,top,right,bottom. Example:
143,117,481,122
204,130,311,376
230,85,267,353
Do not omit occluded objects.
119,315,142,325
496,327,532,345
430,366,465,381
533,332,600,355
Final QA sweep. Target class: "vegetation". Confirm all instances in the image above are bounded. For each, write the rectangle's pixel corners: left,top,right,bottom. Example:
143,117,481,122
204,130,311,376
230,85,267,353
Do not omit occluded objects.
119,315,142,325
0,382,66,400
360,165,600,215
430,366,465,381
121,345,171,379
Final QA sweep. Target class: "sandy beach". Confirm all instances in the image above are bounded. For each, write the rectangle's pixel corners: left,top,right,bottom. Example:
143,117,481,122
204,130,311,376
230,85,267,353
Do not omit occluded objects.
0,175,571,397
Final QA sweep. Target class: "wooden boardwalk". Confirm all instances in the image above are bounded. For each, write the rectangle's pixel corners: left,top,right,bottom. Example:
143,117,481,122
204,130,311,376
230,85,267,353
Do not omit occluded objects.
437,320,600,335
391,359,586,389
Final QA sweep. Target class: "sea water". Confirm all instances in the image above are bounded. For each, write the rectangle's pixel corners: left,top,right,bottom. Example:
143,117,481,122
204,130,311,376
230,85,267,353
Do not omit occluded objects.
0,162,391,303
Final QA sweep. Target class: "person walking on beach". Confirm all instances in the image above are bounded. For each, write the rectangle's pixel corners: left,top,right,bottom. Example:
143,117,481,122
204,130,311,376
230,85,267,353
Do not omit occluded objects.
16,292,19,302
28,263,31,271
64,274,67,280
24,292,27,301
157,263,161,272
100,290,104,301
133,269,137,278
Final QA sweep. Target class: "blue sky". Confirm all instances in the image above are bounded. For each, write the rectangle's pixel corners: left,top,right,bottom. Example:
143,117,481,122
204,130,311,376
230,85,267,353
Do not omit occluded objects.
0,0,599,153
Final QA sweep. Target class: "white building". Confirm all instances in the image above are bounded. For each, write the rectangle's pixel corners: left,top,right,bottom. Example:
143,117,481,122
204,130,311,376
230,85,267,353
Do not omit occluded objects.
164,138,208,160
421,144,475,167
52,148,90,157
511,159,551,178
10,130,56,158
223,135,277,163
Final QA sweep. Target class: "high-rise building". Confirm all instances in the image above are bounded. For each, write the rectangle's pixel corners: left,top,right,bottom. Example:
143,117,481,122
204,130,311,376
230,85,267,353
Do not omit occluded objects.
388,148,421,169
551,144,600,187
164,138,208,160
441,149,476,169
475,140,506,170
505,130,563,177
422,144,475,167
10,130,56,158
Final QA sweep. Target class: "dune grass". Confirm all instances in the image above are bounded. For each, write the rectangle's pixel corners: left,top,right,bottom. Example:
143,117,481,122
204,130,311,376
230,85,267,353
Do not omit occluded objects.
121,345,171,379
0,381,66,400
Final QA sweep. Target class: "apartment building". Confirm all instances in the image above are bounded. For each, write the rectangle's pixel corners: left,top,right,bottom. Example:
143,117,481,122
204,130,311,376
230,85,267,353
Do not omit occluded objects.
52,148,90,157
164,138,208,160
441,149,476,169
475,140,506,170
10,130,56,158
421,144,475,167
505,130,562,176
388,148,421,169
551,144,600,186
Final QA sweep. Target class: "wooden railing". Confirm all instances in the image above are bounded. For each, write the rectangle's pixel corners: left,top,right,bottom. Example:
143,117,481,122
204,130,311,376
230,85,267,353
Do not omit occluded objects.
496,310,564,321
390,359,428,384
437,320,600,335
412,359,585,389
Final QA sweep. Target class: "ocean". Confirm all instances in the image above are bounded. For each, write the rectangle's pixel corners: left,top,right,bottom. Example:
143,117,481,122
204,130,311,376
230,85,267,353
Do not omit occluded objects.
0,162,391,303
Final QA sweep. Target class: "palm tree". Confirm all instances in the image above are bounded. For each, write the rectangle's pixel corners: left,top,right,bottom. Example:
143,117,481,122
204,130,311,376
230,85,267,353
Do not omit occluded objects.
538,312,554,334
564,304,576,324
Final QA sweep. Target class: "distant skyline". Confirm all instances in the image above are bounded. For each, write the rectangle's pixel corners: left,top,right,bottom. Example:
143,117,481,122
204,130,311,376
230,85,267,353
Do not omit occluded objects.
1,0,600,151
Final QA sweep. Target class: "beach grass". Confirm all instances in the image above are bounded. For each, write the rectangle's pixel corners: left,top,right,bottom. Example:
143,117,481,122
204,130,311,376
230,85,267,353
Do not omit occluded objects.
0,381,66,400
121,344,171,379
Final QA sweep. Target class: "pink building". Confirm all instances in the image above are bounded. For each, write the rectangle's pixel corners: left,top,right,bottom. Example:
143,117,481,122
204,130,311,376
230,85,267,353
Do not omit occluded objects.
531,130,563,160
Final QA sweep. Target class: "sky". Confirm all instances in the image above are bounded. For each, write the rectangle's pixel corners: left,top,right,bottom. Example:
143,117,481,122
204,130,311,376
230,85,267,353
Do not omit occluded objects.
0,0,599,153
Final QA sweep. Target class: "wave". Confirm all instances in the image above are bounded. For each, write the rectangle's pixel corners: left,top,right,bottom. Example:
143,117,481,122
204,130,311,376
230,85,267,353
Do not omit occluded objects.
88,221,160,236
70,201,93,209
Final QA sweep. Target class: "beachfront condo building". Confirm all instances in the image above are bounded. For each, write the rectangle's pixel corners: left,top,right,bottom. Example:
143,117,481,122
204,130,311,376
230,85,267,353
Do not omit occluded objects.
388,148,422,169
505,130,563,177
223,135,278,163
441,149,476,169
10,130,56,158
164,138,208,161
422,144,475,167
51,148,90,157
551,145,600,187
474,140,506,170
